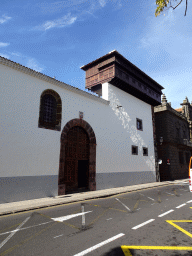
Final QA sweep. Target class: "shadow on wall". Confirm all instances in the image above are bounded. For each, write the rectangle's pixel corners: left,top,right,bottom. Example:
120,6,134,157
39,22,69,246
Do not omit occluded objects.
108,85,155,173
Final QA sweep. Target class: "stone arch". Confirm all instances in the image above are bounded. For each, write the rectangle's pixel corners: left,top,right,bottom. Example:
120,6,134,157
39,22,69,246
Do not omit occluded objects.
58,118,96,195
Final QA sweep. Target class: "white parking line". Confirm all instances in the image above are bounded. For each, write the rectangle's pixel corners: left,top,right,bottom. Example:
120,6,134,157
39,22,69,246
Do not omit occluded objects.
147,197,155,201
166,192,174,196
187,200,192,203
0,212,93,237
115,198,130,211
54,234,63,239
0,221,53,237
106,218,112,221
176,203,186,209
158,209,174,217
73,233,125,256
132,219,155,230
51,211,92,222
0,216,30,249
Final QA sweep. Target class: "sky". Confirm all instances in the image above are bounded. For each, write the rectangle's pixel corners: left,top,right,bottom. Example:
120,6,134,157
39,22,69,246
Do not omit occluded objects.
1,0,192,109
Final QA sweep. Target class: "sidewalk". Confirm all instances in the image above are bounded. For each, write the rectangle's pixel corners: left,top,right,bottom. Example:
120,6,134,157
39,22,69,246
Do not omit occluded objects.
0,179,189,216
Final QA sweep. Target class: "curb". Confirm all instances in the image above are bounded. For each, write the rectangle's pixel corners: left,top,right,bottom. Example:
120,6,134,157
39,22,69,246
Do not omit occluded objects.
0,179,188,216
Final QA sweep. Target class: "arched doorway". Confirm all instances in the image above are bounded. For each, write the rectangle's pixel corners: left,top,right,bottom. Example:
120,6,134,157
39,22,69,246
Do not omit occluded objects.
58,119,96,195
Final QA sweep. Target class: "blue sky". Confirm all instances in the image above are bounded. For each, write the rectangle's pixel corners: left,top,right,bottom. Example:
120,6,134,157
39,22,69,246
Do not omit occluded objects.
1,0,192,109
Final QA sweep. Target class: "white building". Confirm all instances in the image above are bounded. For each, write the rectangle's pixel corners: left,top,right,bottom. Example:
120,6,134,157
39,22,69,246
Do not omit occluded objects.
0,50,164,203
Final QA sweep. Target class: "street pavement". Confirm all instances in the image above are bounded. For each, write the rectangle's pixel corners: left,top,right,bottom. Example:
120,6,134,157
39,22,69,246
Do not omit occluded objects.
0,179,189,216
0,178,191,256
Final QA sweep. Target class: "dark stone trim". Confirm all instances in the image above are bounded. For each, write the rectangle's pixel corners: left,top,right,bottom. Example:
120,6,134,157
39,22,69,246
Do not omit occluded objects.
58,119,96,195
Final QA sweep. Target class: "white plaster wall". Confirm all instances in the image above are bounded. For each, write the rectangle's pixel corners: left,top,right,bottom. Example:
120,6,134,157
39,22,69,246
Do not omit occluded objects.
99,82,156,174
0,64,155,179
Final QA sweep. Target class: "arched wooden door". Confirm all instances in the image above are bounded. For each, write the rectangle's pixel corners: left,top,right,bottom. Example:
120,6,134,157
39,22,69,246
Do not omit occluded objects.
58,118,96,196
64,126,89,193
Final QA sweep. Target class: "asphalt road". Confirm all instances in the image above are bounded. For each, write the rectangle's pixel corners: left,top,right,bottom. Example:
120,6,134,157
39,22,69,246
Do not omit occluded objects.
0,181,192,256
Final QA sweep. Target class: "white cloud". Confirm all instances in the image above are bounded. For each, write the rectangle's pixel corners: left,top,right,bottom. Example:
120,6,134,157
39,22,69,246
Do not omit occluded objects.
0,42,10,47
27,58,44,72
0,53,10,59
38,0,88,14
99,0,107,7
11,52,21,57
34,13,77,31
0,14,11,24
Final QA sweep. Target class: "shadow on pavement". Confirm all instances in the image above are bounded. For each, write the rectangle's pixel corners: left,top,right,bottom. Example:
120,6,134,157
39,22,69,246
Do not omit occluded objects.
102,246,125,256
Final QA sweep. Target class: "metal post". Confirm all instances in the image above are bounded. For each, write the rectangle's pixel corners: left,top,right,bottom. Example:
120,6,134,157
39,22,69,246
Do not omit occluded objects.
81,203,85,230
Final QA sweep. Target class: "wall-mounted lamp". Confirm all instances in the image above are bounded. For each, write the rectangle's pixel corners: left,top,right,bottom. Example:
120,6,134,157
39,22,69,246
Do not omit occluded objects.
117,105,122,109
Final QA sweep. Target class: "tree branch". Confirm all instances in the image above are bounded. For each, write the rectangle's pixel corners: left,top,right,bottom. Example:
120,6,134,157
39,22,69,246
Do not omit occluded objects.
170,0,183,9
184,0,188,16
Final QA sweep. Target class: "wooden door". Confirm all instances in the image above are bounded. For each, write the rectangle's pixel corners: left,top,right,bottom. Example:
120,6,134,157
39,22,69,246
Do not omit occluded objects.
64,126,89,192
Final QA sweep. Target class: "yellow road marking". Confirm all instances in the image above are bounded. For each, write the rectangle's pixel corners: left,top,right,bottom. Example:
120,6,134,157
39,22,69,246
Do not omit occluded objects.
0,223,22,234
0,222,56,256
87,209,109,227
166,220,192,238
87,201,118,227
108,208,127,213
132,199,140,212
87,203,127,213
121,217,192,255
121,245,192,250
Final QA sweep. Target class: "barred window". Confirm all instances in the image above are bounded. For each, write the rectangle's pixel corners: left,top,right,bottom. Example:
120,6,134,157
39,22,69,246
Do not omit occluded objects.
42,94,57,123
38,90,62,131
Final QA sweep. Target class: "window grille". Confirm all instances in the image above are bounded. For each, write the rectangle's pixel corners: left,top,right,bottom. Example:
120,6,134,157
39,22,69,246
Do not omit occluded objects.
42,94,57,123
38,90,62,131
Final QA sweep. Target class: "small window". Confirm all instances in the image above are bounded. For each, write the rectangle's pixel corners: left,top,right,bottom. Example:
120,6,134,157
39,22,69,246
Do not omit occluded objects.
186,152,191,165
136,118,143,131
132,145,138,155
179,152,184,164
143,147,148,156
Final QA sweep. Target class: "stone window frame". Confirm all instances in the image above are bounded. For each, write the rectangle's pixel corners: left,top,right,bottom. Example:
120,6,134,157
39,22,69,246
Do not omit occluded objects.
132,145,138,155
143,147,148,156
38,89,62,131
136,118,143,131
